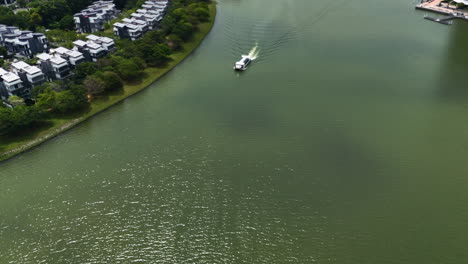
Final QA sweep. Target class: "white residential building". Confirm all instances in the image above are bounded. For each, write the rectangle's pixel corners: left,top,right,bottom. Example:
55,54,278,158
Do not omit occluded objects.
85,35,116,51
0,68,26,100
50,47,86,67
36,53,72,81
73,40,107,62
113,22,145,41
74,0,119,33
10,61,45,88
113,0,169,40
0,25,48,58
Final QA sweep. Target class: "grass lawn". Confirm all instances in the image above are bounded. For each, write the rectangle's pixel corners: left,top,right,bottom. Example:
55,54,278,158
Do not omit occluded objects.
0,2,217,162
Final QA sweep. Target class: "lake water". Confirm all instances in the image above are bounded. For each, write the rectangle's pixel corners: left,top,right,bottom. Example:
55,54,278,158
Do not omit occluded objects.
2,0,468,263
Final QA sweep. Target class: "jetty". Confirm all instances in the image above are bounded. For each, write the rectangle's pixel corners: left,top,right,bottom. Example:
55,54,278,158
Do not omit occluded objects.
423,14,455,24
416,0,468,25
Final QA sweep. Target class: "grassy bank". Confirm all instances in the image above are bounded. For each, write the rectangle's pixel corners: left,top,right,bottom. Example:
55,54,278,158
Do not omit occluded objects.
0,2,217,162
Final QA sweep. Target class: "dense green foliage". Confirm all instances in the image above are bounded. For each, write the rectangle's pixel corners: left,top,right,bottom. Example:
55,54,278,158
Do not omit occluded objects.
0,105,46,135
0,0,211,136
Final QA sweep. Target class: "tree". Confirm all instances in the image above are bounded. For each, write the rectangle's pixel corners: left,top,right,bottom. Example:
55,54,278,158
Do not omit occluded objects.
0,107,13,135
32,83,51,98
35,87,57,110
96,58,114,71
66,0,94,13
166,34,182,50
8,96,25,107
172,8,188,21
0,105,45,135
17,0,28,8
68,84,88,108
134,37,170,66
173,21,195,41
29,0,71,28
74,62,98,81
116,59,142,81
54,89,86,113
145,30,165,43
59,15,75,30
193,7,209,22
84,76,105,96
28,12,43,27
98,71,123,92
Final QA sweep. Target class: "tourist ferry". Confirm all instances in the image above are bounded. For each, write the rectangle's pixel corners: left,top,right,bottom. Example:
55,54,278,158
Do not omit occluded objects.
234,55,251,71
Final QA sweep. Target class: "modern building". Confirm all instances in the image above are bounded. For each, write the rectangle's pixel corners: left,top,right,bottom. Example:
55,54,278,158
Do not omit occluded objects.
36,53,72,81
0,25,48,58
10,61,45,89
74,0,119,33
85,34,116,51
113,22,145,41
0,68,27,100
72,39,107,62
113,0,168,40
50,47,86,67
131,11,160,30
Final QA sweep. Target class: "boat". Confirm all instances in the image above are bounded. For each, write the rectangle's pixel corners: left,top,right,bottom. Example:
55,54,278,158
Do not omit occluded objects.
234,55,251,71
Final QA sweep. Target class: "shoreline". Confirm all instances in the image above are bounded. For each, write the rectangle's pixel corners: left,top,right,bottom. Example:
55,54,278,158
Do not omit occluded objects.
0,2,217,163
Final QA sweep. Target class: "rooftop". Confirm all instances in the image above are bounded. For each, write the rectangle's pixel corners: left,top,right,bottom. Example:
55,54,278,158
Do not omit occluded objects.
0,68,8,75
11,61,42,75
73,40,88,47
1,72,21,83
49,56,67,65
36,53,52,61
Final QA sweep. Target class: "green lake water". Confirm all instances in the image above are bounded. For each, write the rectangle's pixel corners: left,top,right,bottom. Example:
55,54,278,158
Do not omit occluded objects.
2,0,468,262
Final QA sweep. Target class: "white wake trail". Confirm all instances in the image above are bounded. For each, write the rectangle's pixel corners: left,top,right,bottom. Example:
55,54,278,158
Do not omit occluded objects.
247,42,260,60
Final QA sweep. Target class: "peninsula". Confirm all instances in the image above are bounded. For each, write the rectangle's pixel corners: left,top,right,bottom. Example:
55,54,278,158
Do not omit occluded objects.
0,0,216,162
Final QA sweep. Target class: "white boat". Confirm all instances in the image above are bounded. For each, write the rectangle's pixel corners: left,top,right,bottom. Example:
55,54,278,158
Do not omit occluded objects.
234,55,251,71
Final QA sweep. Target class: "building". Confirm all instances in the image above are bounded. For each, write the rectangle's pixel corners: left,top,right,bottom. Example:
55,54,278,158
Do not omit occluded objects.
0,25,48,58
74,0,119,33
85,34,116,51
131,10,160,30
50,47,86,67
0,0,15,6
0,68,26,100
72,39,107,62
113,22,145,41
10,61,45,89
113,0,169,40
36,53,72,81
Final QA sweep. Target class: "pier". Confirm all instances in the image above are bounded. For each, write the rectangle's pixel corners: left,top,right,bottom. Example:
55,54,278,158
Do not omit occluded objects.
423,14,456,25
416,0,468,25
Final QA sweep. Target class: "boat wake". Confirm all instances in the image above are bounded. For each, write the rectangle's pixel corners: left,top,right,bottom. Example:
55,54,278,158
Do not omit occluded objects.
247,43,260,60
222,0,346,64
